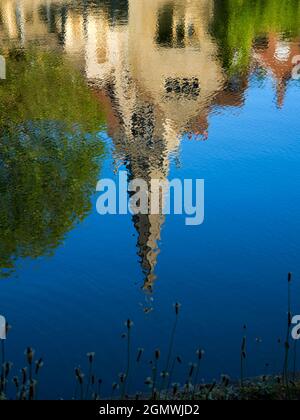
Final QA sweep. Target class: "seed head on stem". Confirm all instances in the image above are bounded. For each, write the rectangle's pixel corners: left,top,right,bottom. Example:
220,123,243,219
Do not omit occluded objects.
87,352,95,364
25,347,35,366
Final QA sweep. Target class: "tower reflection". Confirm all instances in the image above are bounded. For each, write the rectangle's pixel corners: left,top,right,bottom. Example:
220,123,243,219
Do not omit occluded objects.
2,0,300,290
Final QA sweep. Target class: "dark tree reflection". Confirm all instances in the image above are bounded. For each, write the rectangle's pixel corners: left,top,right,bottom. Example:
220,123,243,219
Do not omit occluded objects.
0,49,105,278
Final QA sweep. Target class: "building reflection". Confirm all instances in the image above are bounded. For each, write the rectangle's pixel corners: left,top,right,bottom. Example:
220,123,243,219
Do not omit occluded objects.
1,0,299,291
253,34,300,107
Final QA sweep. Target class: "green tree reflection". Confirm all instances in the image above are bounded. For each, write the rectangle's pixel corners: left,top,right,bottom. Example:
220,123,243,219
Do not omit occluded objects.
0,49,105,278
212,0,300,75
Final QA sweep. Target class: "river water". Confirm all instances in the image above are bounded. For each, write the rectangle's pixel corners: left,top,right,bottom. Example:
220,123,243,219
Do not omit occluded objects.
0,0,300,398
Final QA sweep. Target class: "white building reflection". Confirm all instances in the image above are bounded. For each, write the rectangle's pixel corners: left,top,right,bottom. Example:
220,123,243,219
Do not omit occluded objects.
1,0,273,292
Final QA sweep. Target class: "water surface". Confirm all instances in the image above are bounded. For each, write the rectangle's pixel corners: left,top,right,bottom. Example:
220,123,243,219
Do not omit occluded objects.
1,0,300,398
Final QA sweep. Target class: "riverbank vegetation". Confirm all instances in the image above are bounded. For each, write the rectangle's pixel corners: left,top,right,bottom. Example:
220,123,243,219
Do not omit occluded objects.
1,274,299,400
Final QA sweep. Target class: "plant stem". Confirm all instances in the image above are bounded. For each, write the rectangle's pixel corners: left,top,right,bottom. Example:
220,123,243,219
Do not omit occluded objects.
152,360,158,399
166,357,176,391
293,340,297,382
122,328,131,398
161,314,178,392
283,275,292,398
85,362,93,400
192,362,201,399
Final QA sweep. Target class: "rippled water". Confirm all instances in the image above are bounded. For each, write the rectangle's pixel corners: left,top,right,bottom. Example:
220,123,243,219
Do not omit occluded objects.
1,0,300,398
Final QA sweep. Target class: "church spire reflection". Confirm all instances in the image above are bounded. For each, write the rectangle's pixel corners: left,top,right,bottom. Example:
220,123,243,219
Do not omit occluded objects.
2,0,300,289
